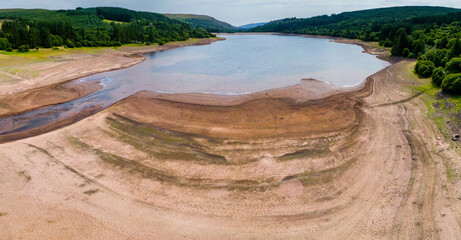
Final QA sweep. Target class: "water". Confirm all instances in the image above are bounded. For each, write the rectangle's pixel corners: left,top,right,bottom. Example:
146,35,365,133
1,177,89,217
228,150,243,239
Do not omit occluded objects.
0,34,390,136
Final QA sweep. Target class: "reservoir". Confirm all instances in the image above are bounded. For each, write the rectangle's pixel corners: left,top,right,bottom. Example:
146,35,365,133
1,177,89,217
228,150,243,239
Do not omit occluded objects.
0,34,390,136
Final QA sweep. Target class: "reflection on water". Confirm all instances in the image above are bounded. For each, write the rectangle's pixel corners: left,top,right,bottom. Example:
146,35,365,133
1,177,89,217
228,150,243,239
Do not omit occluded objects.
0,34,390,136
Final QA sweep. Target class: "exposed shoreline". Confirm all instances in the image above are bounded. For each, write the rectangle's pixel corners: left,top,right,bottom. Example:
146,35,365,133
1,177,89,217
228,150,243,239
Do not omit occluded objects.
0,37,223,117
2,32,461,239
0,33,388,142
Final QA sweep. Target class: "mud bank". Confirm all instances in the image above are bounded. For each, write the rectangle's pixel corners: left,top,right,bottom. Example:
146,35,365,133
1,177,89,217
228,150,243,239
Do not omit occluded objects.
0,38,223,117
2,35,460,239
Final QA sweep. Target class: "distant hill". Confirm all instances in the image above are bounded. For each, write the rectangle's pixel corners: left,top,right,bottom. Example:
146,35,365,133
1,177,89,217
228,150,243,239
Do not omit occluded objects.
251,6,460,36
238,22,267,29
164,14,238,32
0,7,181,28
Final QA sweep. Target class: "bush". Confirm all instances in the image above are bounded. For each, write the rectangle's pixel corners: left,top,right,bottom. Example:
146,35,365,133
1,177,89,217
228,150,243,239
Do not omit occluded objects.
432,67,446,86
0,38,12,50
52,47,59,50
402,48,410,57
75,42,82,48
442,73,461,94
415,60,435,78
158,40,165,46
18,45,30,52
6,47,13,52
446,58,461,73
65,39,75,48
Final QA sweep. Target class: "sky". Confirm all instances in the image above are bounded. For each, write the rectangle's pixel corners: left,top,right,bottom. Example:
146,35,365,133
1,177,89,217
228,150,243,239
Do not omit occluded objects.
1,0,461,26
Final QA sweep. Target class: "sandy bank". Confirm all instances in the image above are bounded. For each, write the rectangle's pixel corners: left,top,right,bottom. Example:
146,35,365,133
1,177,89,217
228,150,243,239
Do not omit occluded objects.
2,33,461,239
0,37,223,117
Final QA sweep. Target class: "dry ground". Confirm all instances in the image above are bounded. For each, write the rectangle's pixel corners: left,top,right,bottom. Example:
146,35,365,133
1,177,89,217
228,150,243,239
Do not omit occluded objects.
1,37,461,239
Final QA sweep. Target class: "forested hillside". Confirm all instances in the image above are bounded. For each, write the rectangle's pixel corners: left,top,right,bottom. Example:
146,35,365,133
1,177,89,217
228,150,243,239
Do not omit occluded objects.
0,7,214,52
164,14,238,32
251,6,459,38
252,6,461,94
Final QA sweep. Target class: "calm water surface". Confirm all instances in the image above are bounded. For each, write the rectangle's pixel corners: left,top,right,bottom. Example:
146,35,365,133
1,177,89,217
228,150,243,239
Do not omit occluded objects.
0,34,390,135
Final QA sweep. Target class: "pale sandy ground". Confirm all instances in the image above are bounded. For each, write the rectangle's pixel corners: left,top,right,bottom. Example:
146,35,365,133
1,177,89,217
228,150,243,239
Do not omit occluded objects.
1,37,461,239
0,38,222,116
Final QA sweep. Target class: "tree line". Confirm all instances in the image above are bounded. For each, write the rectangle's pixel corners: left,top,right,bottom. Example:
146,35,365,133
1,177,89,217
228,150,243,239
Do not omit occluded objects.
0,7,214,52
251,6,461,94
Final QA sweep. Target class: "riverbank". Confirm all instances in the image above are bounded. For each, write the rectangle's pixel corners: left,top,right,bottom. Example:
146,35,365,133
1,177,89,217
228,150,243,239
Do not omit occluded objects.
1,35,461,239
0,37,223,117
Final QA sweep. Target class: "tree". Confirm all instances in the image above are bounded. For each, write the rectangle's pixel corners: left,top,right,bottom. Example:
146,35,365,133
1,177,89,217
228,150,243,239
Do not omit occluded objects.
0,38,12,50
412,39,425,56
432,67,445,86
442,73,461,94
402,48,410,57
450,38,461,57
391,28,411,56
446,58,461,73
415,60,435,77
18,44,30,52
65,39,75,48
39,27,52,48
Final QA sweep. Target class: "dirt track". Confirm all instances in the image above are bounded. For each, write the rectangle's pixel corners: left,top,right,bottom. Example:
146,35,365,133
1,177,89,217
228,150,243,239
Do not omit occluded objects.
1,39,461,239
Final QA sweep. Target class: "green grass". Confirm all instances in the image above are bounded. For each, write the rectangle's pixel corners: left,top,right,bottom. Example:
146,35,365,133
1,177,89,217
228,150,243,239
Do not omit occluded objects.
409,63,461,181
103,19,127,24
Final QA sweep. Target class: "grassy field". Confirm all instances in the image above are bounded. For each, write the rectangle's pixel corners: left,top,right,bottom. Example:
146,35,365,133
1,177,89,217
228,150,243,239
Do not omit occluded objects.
0,47,107,67
103,19,127,24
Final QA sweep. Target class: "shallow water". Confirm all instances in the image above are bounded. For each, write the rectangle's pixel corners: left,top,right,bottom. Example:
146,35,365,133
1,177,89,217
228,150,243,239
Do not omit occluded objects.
0,34,390,136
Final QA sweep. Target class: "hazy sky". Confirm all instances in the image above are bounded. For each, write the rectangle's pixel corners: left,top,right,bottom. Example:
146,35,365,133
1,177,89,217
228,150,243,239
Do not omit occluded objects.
2,0,461,26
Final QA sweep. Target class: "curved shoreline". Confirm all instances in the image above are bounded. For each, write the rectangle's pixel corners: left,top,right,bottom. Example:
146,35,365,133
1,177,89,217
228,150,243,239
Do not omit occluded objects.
0,34,389,143
0,37,224,117
3,32,461,238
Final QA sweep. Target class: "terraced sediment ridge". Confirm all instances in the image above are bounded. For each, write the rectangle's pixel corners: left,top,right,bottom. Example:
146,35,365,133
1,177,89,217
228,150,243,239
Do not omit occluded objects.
1,39,461,239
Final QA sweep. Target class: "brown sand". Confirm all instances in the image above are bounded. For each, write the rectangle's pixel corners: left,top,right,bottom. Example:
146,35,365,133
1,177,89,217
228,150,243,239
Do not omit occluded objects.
1,37,461,239
0,38,222,117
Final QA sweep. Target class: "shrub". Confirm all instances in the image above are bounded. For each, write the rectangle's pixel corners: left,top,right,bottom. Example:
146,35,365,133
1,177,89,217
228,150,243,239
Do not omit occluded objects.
442,73,461,94
402,48,410,57
0,38,12,50
65,39,75,48
415,60,435,78
18,45,30,52
6,47,13,52
75,42,82,48
432,67,446,86
446,58,461,73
